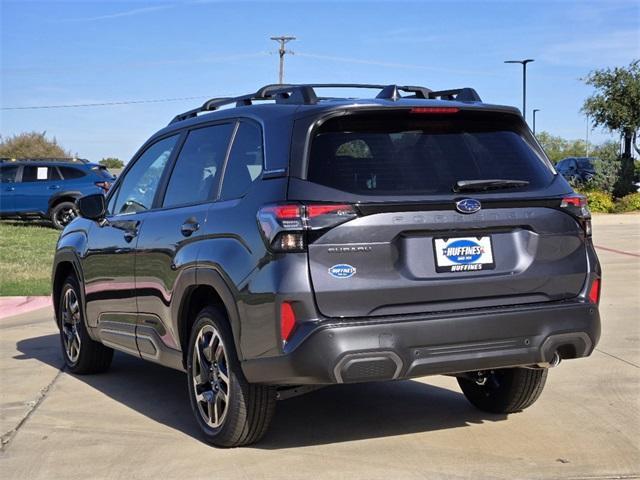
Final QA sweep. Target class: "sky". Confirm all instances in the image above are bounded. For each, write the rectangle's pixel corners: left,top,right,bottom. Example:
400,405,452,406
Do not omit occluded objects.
1,0,639,162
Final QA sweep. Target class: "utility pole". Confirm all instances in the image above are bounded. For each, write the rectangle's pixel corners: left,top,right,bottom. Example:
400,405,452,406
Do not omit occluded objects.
270,35,296,84
504,59,534,122
533,109,540,135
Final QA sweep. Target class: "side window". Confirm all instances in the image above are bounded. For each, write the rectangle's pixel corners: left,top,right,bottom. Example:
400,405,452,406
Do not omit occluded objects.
112,135,178,215
0,166,19,183
163,123,234,208
219,122,264,201
59,166,86,179
22,166,58,182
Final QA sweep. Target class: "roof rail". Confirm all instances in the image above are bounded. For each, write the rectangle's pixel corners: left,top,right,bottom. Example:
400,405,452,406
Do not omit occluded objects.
0,157,89,164
169,83,481,125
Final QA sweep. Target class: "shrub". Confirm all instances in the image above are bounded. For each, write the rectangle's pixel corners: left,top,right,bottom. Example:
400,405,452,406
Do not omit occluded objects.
614,192,640,212
0,131,70,158
579,190,615,213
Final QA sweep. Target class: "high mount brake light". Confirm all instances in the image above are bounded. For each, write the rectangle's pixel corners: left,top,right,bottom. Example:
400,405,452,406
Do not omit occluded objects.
560,194,592,237
257,203,358,252
410,107,459,114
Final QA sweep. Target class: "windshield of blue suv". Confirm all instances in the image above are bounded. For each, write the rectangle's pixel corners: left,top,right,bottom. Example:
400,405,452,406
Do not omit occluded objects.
307,111,554,195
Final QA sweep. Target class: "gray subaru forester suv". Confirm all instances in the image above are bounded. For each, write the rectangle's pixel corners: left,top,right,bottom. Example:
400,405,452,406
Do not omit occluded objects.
52,84,601,447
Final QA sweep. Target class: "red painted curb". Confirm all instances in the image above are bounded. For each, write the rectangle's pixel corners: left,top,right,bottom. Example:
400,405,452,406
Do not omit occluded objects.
0,296,52,320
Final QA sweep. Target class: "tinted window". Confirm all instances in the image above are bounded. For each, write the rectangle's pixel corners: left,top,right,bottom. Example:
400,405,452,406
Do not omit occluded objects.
163,124,233,208
577,158,594,169
219,122,264,200
0,166,19,183
308,112,554,196
59,166,86,179
113,135,178,215
92,165,115,179
22,165,62,182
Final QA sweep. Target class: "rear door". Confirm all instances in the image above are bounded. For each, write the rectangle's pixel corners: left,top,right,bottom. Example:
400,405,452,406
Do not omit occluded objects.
14,164,62,213
296,109,587,318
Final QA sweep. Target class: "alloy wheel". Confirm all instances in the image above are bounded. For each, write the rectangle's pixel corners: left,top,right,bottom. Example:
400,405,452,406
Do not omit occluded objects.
56,206,77,227
192,324,230,428
61,287,82,363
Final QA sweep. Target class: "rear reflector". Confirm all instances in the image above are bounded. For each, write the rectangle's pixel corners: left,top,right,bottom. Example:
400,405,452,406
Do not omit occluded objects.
588,278,601,304
410,107,459,114
280,302,296,342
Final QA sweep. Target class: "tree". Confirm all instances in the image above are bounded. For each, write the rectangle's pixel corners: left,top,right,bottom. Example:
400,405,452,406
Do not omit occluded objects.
582,60,640,195
588,141,622,194
536,131,587,163
0,131,70,158
99,157,124,169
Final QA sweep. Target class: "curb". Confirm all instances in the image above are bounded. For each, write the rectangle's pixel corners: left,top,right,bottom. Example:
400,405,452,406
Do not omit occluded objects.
0,296,52,320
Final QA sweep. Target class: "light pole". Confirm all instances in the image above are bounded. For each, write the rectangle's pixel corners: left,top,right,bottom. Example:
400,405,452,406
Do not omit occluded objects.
505,59,534,122
585,114,590,157
532,109,541,135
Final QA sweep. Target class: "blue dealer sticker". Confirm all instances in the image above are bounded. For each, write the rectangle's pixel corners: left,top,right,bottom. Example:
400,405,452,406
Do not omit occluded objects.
329,264,357,278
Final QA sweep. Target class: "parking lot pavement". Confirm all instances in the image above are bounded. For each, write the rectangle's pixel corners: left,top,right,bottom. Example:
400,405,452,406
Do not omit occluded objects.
1,215,638,480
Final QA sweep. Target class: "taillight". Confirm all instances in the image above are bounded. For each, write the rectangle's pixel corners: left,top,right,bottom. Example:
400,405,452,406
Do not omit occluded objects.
280,302,296,343
560,194,591,236
410,107,459,114
95,181,111,192
587,278,601,304
257,203,358,252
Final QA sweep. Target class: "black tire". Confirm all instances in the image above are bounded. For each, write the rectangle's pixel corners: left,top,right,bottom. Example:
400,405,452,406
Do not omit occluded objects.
57,275,113,374
187,306,276,447
51,201,78,230
457,367,548,414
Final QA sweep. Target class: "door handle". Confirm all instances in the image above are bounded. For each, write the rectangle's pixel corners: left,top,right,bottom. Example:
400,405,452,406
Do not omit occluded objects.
180,218,200,237
49,185,60,190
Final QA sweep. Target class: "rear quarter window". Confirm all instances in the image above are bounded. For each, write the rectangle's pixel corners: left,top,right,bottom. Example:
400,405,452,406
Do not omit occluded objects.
307,111,554,196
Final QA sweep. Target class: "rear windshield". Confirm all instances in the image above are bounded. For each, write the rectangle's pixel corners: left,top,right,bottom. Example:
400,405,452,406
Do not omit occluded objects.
307,111,554,195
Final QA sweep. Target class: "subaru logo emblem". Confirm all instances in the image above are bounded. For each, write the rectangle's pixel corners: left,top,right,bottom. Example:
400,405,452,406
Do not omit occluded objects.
456,198,481,214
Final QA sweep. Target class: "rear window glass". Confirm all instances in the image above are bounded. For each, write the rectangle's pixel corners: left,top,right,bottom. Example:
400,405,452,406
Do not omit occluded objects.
307,112,553,195
92,165,115,179
59,166,86,179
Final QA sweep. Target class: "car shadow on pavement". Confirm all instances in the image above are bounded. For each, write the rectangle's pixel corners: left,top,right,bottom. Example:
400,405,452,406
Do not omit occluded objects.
16,333,507,448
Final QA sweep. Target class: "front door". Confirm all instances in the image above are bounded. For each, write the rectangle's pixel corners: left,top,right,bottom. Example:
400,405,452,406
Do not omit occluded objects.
0,165,19,213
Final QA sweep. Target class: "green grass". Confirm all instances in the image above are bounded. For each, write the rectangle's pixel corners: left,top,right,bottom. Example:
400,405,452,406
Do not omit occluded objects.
0,222,59,296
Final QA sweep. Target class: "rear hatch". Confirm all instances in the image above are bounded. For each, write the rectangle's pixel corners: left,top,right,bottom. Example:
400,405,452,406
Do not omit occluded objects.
291,108,589,318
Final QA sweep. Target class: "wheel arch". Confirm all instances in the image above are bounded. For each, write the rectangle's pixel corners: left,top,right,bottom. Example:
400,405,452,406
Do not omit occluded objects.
47,191,82,214
176,267,243,369
52,250,84,329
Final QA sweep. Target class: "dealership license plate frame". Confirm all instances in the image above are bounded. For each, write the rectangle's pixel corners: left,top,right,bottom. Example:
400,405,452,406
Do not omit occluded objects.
433,236,496,273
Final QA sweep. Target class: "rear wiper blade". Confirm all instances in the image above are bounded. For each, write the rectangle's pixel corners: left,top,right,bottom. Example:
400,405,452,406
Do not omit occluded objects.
454,179,530,192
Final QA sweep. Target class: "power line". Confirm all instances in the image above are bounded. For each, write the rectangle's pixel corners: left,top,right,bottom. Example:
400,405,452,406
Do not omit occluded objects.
1,95,214,111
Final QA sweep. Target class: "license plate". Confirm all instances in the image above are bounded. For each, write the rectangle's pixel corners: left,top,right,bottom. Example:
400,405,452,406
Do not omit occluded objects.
433,236,495,273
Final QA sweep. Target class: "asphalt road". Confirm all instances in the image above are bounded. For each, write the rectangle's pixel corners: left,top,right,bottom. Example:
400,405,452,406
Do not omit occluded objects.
1,214,639,480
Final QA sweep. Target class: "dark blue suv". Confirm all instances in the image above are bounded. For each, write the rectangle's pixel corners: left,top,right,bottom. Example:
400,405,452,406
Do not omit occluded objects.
0,158,114,229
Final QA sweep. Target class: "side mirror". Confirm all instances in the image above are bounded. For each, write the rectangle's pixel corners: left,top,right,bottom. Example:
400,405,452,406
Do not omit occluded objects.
77,194,106,221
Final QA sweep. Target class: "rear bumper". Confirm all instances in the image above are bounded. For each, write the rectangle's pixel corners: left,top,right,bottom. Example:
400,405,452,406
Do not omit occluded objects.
241,300,600,385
